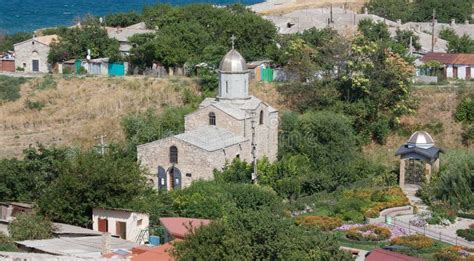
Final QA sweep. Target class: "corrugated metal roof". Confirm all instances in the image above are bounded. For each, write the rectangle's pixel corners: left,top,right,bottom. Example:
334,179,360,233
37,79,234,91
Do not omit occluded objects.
175,126,247,151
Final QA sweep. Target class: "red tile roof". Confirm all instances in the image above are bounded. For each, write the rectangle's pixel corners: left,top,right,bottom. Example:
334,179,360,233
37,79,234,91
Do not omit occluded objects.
421,52,474,65
159,217,211,239
365,249,424,261
132,242,177,261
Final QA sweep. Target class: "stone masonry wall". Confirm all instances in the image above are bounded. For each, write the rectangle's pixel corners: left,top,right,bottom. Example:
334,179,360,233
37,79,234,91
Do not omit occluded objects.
137,136,251,190
14,40,50,73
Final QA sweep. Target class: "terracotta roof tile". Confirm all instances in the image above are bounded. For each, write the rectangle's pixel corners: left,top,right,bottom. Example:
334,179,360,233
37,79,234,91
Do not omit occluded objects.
422,52,474,65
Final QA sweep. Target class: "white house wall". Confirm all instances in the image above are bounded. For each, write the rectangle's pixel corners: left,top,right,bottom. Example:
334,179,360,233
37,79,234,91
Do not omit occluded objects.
446,65,453,78
92,208,149,242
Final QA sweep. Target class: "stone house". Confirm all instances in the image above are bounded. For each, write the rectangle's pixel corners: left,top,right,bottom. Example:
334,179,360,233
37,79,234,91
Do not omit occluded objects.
14,35,57,73
137,48,279,191
106,23,154,55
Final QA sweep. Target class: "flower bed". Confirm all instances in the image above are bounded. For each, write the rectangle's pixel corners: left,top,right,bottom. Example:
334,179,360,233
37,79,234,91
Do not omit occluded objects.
337,224,408,240
295,215,342,231
364,187,410,218
344,224,391,242
391,234,434,249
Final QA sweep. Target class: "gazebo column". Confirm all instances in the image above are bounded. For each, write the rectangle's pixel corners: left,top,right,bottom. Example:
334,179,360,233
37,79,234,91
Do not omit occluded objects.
433,158,440,173
399,159,406,189
424,163,432,183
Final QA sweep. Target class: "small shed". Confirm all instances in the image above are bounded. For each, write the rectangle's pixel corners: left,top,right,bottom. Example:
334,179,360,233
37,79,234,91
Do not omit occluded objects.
92,207,149,243
0,51,15,72
0,202,33,222
395,131,443,188
84,58,109,76
247,60,271,81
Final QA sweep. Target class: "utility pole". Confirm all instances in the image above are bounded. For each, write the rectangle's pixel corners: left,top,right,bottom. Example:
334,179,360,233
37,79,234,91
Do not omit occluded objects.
330,4,333,24
432,9,436,53
409,36,413,55
250,112,258,184
94,135,108,155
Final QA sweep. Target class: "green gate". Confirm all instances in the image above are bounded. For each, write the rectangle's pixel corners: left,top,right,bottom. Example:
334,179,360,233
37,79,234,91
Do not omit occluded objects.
262,68,273,82
75,59,82,74
108,63,125,76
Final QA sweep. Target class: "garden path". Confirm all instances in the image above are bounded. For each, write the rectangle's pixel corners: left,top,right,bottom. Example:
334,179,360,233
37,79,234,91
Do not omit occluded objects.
390,185,474,248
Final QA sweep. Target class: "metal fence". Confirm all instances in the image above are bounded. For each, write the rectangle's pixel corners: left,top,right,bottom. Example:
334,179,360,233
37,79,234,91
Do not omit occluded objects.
391,216,474,248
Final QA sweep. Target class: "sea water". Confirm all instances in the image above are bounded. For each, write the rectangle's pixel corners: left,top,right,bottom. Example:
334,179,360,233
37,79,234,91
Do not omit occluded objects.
0,0,263,33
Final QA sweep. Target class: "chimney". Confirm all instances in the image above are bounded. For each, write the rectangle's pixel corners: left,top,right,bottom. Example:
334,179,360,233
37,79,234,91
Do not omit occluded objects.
101,232,112,256
364,7,368,15
451,19,456,26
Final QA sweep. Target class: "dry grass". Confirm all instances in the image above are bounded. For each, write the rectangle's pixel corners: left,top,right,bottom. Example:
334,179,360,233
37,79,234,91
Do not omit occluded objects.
364,85,471,166
258,0,367,15
0,75,198,158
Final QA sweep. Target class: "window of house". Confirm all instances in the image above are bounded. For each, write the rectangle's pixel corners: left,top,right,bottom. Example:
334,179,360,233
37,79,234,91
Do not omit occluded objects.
186,173,192,177
169,146,178,164
22,63,26,68
259,110,264,125
209,112,216,126
225,81,229,93
137,219,143,226
236,154,240,159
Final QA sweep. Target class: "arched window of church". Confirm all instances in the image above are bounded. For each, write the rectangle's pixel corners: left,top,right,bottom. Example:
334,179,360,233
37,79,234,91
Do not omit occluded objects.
169,146,178,164
209,112,216,126
259,110,264,125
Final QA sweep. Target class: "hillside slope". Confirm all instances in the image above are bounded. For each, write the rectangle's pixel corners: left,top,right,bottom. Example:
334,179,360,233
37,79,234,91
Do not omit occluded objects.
0,76,282,159
0,76,197,158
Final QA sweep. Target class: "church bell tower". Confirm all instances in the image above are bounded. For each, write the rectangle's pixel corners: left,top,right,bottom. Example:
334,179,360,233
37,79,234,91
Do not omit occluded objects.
218,47,249,100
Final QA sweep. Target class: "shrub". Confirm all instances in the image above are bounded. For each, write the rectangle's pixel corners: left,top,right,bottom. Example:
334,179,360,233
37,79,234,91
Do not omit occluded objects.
456,225,474,241
391,234,434,249
16,66,24,72
8,213,55,241
0,75,27,102
346,225,391,241
455,94,474,123
37,75,57,90
0,232,17,251
25,98,45,110
295,215,342,231
433,246,471,261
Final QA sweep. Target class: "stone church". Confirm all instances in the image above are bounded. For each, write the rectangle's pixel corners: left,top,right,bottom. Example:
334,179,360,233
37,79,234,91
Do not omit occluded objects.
137,48,279,191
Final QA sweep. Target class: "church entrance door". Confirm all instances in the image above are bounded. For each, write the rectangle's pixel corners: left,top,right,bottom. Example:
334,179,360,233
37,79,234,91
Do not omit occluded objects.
167,166,182,191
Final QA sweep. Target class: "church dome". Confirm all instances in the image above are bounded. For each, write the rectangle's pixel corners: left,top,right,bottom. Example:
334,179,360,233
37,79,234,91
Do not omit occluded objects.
219,49,248,73
407,131,435,149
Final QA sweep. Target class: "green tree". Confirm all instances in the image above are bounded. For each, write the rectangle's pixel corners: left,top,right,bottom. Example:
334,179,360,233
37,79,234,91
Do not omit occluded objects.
0,145,69,202
364,0,411,22
38,148,149,226
0,32,31,52
8,213,54,241
172,210,352,260
121,106,194,154
395,29,422,51
135,4,277,68
411,0,471,23
0,75,27,102
419,150,474,210
48,23,121,63
105,12,142,27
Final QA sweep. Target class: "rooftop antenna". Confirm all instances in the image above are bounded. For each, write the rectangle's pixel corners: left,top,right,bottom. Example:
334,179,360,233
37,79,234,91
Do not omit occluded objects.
230,34,236,49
